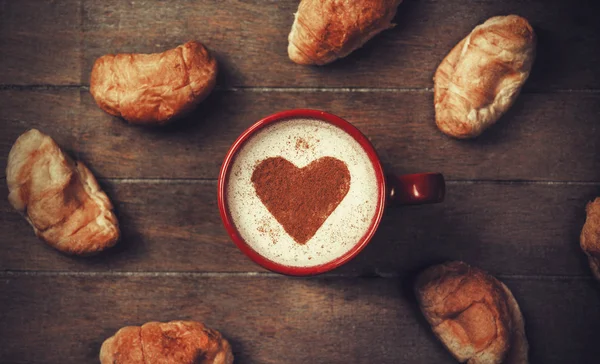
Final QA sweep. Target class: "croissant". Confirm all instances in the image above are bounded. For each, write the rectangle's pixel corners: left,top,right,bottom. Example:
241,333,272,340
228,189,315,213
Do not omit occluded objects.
415,261,528,364
90,41,218,125
434,15,536,138
580,198,600,281
100,321,234,364
288,0,403,65
6,129,119,255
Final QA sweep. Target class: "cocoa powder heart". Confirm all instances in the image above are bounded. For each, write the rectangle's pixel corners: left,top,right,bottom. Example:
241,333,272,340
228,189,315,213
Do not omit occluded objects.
251,156,351,244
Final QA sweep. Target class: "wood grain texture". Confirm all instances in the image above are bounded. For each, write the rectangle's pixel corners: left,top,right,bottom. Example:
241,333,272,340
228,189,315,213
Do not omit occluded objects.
0,0,82,85
2,1,600,363
2,0,599,88
84,0,600,90
2,89,600,181
1,179,595,277
0,274,598,364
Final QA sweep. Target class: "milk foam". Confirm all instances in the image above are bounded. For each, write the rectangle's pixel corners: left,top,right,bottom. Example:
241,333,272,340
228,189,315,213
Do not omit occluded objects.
226,118,379,268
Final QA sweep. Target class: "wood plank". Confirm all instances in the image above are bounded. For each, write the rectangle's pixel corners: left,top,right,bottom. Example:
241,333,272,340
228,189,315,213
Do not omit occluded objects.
0,0,82,85
2,89,600,181
2,0,598,89
0,274,598,363
79,0,598,89
1,180,596,277
0,179,251,273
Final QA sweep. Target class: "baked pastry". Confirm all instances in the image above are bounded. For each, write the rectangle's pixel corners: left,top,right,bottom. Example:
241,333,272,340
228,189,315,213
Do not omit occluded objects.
288,0,403,65
100,321,234,364
434,15,536,138
6,129,119,255
415,261,528,364
90,41,218,125
580,198,600,280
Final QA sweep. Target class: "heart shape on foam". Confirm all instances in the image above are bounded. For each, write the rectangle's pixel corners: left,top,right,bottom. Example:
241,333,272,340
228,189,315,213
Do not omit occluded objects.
251,156,351,244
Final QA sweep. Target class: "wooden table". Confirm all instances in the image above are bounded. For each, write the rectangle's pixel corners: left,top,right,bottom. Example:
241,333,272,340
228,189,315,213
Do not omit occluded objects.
1,0,600,363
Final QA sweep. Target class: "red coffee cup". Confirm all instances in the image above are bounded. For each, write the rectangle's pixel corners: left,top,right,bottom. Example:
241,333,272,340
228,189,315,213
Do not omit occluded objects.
218,109,445,276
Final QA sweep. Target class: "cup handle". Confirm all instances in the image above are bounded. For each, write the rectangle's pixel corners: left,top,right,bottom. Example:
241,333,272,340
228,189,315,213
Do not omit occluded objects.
386,173,445,206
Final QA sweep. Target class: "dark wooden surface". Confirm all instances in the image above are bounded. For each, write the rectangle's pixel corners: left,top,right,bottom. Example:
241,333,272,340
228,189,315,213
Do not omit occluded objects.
2,275,599,364
1,0,600,363
2,90,600,181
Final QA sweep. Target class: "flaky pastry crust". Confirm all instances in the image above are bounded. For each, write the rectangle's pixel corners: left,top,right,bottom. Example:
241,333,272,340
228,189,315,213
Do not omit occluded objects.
288,0,403,65
580,198,600,281
90,41,217,125
415,261,528,364
100,321,234,364
6,129,119,255
434,15,536,138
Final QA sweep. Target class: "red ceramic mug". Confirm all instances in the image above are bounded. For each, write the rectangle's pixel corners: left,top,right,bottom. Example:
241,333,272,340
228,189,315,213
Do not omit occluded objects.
218,109,445,276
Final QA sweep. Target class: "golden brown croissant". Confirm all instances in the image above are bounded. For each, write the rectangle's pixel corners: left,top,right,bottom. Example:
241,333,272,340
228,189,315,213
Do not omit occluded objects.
90,41,218,125
434,15,536,138
6,129,119,255
415,261,528,364
288,0,403,65
580,198,600,281
100,321,234,364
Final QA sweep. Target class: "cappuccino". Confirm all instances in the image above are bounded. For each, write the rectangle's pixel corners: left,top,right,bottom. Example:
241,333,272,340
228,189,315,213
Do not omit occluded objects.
225,118,379,268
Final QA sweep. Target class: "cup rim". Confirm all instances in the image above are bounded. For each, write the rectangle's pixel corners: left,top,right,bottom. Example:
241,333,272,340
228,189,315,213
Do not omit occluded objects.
217,109,386,276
